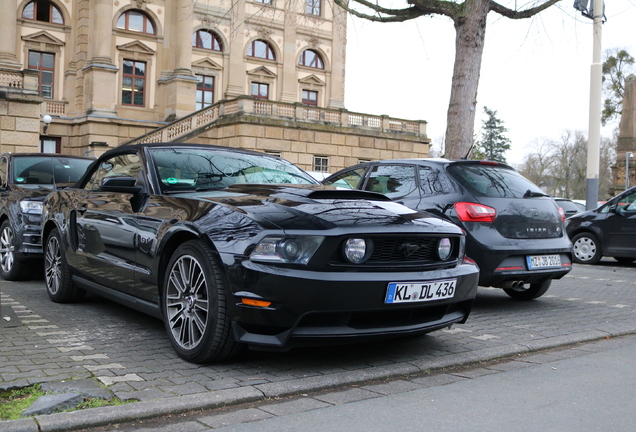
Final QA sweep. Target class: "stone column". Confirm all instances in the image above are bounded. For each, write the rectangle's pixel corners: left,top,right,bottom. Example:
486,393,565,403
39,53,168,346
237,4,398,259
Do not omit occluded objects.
82,0,118,115
163,0,197,119
327,6,346,109
279,10,297,103
173,0,194,76
0,0,21,69
225,0,246,98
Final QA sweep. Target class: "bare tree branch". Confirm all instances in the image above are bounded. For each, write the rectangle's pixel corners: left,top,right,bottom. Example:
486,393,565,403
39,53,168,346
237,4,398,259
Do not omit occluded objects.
333,0,426,22
490,0,562,19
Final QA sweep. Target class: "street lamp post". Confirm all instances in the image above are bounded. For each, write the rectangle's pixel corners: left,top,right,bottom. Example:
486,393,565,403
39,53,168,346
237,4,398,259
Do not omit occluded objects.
627,152,634,190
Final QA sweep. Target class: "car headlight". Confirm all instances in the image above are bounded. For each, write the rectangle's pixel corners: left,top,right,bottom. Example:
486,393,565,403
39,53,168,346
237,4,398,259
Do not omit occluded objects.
250,236,324,265
20,200,43,214
437,237,452,261
343,238,371,264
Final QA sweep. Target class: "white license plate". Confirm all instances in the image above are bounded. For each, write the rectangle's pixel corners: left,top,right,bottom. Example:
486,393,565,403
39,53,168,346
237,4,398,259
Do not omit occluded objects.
385,279,456,304
527,254,561,269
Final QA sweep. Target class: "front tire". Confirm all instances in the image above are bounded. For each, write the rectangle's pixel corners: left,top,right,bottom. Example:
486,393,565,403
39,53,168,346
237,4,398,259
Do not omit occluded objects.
0,220,27,281
44,228,85,303
504,280,551,301
572,232,602,264
162,240,240,363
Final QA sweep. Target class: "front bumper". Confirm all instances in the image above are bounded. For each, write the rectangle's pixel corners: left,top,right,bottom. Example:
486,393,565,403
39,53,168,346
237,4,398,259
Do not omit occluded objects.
225,259,479,350
16,213,44,257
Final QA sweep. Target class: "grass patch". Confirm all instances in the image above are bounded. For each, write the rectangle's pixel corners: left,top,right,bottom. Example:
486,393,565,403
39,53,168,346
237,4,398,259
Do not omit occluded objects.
0,384,138,421
0,384,45,420
73,396,135,410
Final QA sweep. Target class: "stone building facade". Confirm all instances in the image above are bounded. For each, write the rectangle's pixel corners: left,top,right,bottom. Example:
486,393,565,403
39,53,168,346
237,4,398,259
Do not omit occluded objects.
0,0,430,172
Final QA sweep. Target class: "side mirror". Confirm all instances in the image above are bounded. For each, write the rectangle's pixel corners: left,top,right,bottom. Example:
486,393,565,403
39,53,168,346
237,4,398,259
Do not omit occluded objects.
99,176,142,194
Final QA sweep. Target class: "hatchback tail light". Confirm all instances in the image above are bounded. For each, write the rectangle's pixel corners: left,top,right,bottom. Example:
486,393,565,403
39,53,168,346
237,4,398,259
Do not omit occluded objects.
558,206,566,223
454,202,497,222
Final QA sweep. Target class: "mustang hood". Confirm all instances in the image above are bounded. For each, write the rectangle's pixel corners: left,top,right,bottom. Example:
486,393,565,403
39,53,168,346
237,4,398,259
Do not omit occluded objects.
197,184,460,233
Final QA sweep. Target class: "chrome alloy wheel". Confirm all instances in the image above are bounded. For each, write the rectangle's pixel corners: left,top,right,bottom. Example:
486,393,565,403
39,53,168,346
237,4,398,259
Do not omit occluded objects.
45,235,62,295
0,225,15,274
165,254,210,350
573,236,597,262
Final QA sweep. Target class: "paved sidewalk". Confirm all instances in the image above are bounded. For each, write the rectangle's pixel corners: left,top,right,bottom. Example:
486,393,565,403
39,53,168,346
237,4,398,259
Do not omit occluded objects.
2,259,636,431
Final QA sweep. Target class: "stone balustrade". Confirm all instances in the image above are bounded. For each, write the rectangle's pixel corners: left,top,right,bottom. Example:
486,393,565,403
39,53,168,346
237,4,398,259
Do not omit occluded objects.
0,70,24,88
126,96,427,145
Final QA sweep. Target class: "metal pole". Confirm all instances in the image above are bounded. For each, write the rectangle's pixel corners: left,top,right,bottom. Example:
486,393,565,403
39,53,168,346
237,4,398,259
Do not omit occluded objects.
586,0,603,210
628,152,634,190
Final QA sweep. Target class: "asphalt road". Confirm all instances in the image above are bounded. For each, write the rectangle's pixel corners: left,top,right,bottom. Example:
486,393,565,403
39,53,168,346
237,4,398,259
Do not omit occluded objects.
1,257,636,430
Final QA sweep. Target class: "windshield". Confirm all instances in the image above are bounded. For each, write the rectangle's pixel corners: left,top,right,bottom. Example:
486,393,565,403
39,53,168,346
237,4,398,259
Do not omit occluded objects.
447,164,545,199
12,156,94,187
149,147,318,193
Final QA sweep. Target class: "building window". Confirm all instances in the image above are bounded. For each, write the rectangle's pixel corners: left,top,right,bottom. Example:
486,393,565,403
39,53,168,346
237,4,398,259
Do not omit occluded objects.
313,156,329,172
302,90,318,106
298,49,324,69
306,0,321,16
247,40,276,61
122,60,146,107
251,82,269,99
22,0,63,24
40,137,61,153
116,10,155,35
192,30,223,51
28,51,54,99
255,0,272,4
196,75,214,110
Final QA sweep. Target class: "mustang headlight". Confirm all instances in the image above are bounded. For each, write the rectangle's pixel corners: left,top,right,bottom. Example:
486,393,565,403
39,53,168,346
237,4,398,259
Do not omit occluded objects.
437,237,452,261
250,236,324,265
20,200,43,215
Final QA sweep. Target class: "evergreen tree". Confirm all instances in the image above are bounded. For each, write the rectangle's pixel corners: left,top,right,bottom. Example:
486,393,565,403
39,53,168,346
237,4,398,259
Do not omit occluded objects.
473,107,511,163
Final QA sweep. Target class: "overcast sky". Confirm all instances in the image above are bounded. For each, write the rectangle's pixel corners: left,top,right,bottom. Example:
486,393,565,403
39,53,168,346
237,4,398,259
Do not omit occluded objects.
343,1,636,166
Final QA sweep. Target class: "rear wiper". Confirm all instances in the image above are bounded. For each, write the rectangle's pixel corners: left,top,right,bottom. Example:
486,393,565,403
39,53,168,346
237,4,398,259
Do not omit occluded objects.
524,189,550,198
195,186,223,192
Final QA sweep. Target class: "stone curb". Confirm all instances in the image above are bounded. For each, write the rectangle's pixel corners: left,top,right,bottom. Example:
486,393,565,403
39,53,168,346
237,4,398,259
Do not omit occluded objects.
3,327,635,432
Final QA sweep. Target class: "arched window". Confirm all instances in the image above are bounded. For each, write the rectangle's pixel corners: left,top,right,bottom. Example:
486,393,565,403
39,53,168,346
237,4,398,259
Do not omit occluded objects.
247,40,275,61
116,10,155,35
192,30,223,52
298,49,324,69
22,0,63,24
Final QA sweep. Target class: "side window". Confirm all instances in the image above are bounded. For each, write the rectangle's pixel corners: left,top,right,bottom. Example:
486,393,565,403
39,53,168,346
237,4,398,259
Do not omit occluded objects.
365,165,417,199
616,190,636,213
419,166,457,197
0,158,7,188
323,167,366,189
84,154,141,191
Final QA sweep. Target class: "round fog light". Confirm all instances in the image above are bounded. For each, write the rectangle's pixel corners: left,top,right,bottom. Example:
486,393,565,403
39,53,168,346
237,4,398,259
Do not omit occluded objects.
344,238,368,264
437,238,452,261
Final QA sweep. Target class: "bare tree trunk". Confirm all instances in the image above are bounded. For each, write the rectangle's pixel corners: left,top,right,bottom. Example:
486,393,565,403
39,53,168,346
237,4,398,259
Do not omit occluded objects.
444,0,490,159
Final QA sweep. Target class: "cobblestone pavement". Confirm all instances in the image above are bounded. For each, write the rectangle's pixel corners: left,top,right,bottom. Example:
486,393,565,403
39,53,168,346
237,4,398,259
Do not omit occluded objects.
1,258,635,428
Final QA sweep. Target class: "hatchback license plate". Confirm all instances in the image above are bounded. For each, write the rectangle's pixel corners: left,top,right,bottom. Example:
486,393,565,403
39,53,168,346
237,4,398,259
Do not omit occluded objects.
385,279,456,304
527,254,561,269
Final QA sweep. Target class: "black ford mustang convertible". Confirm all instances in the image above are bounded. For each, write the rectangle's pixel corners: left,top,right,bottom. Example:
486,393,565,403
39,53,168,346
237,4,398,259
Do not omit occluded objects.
42,143,479,363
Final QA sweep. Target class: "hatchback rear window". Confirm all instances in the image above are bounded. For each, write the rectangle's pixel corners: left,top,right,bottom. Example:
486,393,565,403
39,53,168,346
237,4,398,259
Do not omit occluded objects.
447,164,544,198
